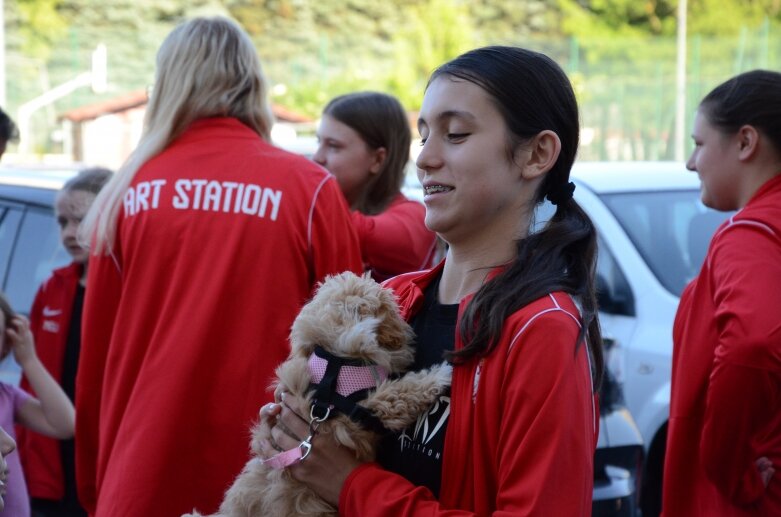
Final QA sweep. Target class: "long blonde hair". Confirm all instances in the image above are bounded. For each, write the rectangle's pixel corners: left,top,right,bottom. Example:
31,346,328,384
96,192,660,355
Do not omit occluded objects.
81,16,275,253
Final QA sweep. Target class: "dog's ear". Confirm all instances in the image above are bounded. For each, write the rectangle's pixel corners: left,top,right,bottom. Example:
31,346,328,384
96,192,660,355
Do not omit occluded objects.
374,288,415,351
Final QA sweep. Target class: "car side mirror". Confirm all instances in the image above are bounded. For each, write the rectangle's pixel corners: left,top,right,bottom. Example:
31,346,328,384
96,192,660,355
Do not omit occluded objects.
596,273,635,317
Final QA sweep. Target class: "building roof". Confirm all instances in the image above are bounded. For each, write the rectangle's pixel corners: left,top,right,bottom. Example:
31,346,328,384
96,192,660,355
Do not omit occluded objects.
61,89,149,122
60,89,313,124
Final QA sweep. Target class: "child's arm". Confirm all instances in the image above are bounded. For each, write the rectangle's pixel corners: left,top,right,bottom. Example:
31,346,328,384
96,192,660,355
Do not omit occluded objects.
6,315,75,439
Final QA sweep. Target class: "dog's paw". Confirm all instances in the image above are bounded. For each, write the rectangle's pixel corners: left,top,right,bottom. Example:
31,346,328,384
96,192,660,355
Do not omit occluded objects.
366,361,453,431
427,362,453,388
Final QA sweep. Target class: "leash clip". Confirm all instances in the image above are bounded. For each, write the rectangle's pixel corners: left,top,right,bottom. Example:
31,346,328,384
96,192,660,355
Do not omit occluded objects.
299,435,314,461
298,403,333,463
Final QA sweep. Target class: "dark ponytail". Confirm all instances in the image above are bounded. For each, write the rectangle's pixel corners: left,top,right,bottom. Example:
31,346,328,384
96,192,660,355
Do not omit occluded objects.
433,46,604,389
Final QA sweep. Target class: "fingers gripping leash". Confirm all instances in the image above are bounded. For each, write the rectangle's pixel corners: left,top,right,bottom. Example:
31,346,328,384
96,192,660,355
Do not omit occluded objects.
262,405,332,470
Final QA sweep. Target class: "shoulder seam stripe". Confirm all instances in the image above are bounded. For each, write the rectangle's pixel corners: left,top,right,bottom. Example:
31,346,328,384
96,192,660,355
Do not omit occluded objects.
307,174,331,252
508,303,582,353
719,217,776,238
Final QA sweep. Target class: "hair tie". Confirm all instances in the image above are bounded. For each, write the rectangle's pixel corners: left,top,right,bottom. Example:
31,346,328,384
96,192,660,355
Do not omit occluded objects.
547,181,576,206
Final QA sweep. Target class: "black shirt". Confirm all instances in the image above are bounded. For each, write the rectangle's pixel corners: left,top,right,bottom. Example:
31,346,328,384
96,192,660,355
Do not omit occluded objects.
62,284,84,402
377,273,458,498
61,284,86,514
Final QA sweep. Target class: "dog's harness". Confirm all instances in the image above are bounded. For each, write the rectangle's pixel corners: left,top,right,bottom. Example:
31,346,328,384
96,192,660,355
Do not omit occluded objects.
307,346,389,434
262,346,390,469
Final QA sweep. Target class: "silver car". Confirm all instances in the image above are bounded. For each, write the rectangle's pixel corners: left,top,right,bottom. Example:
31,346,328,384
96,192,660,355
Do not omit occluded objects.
569,162,731,516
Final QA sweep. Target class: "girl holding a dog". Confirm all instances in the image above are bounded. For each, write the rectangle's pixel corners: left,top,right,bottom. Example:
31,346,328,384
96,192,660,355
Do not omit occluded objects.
261,46,604,515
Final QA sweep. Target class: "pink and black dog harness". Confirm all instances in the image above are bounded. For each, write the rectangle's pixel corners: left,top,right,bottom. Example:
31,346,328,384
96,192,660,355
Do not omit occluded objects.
262,346,390,469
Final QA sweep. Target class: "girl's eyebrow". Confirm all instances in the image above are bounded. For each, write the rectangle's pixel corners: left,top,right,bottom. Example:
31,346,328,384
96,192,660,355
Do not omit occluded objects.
418,110,476,132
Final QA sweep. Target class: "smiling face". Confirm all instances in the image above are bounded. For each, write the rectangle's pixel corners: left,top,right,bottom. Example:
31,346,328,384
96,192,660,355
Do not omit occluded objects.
55,189,96,264
313,115,384,209
416,76,537,247
686,110,741,211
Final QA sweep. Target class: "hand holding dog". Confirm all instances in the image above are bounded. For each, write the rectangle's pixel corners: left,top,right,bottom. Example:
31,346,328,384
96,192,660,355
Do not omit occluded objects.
258,391,363,507
191,272,447,516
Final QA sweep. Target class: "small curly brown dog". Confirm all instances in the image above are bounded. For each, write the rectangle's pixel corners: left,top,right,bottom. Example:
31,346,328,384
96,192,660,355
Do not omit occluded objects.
185,272,451,517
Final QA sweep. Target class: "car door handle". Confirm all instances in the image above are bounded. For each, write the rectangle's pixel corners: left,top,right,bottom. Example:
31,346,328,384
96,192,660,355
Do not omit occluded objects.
637,363,654,375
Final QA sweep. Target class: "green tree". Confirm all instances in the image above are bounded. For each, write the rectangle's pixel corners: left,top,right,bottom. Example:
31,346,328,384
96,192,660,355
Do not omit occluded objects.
387,0,478,110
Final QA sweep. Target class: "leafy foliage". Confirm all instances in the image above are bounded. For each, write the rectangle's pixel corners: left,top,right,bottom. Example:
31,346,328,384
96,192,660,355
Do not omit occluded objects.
4,0,781,157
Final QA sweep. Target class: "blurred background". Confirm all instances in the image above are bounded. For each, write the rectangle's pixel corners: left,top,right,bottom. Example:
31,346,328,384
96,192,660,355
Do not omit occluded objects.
2,0,780,168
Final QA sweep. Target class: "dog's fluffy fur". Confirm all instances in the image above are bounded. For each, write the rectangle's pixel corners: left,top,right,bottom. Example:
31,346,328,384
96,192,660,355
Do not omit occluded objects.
185,272,451,517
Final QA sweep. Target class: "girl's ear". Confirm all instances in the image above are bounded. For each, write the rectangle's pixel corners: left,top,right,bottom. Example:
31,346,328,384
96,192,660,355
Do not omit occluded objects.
736,124,760,162
369,147,388,175
520,130,561,180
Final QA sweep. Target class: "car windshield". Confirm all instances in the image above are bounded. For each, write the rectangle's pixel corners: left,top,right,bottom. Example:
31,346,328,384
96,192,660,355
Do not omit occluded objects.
600,190,732,297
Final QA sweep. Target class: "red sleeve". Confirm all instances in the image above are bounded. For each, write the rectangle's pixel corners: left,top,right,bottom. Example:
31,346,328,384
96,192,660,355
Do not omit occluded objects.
308,176,363,281
700,225,781,504
351,198,435,277
493,312,595,515
340,464,468,516
75,250,123,514
340,310,594,516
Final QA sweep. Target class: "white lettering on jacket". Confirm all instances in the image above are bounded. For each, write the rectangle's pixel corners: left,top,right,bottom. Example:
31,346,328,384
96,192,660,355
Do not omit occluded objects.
124,180,167,216
124,179,282,221
172,179,282,220
42,320,59,333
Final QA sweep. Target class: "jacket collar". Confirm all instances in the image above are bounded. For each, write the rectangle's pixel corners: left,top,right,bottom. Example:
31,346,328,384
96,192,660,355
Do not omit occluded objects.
53,261,84,281
746,172,781,206
388,259,508,351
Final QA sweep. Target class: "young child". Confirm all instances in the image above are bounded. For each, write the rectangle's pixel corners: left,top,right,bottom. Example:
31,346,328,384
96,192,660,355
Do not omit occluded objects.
0,292,74,517
19,167,112,517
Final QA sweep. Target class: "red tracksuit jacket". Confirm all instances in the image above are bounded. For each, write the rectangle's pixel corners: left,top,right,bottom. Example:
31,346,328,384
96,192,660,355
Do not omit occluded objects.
75,117,363,517
663,174,781,516
350,193,438,281
339,263,598,516
18,262,82,500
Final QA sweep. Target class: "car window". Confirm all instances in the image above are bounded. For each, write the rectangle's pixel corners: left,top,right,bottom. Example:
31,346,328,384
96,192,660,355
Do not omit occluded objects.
600,190,731,297
4,207,71,314
0,205,23,284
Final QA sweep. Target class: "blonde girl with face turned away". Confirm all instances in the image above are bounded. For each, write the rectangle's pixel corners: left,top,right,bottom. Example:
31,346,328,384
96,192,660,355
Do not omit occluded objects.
313,92,439,281
0,292,74,517
75,17,362,517
256,46,604,516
